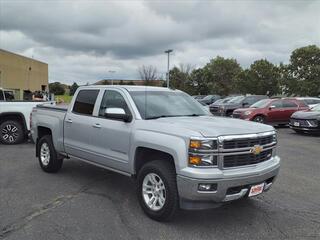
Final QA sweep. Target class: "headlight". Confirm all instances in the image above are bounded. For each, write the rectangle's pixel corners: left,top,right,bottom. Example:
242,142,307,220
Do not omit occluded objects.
243,110,252,116
189,138,218,167
189,155,218,166
306,120,318,127
272,131,277,143
189,139,217,150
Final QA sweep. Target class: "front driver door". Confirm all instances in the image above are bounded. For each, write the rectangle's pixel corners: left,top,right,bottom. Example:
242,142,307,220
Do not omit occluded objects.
266,100,283,123
90,89,133,173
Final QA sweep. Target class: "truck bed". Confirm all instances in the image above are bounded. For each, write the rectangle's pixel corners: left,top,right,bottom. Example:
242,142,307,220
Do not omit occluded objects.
36,104,68,112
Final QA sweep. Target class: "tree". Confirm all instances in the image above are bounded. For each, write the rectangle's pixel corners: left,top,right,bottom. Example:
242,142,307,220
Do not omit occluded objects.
236,59,280,96
127,80,135,85
69,82,79,96
203,56,242,96
169,64,194,93
282,45,320,96
189,68,210,95
49,82,65,95
118,80,125,85
138,65,158,85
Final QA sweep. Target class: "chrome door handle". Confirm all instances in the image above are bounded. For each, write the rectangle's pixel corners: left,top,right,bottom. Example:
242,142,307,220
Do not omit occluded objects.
66,119,73,123
93,123,101,128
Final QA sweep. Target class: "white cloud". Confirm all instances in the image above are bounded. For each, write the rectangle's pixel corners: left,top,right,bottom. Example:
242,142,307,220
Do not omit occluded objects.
0,0,319,84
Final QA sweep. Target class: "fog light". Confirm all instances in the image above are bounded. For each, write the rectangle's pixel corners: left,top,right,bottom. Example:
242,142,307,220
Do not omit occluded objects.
198,183,217,192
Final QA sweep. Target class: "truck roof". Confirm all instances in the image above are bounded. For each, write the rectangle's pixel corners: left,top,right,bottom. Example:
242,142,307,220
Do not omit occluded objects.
80,85,177,92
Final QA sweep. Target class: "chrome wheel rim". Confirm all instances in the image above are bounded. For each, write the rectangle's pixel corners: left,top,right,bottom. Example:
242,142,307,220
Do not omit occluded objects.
1,124,19,143
40,143,50,166
254,117,264,123
142,173,166,211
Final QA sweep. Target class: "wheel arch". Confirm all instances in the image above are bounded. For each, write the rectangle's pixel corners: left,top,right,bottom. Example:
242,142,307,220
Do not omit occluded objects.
0,112,27,135
36,126,52,157
134,147,176,177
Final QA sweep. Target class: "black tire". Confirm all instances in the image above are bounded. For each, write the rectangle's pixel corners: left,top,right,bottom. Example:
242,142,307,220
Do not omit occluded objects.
137,160,179,222
37,135,63,173
0,120,24,144
253,115,265,123
226,111,233,117
294,129,304,134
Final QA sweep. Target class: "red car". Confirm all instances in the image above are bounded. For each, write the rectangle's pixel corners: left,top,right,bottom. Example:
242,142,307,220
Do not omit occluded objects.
232,98,309,125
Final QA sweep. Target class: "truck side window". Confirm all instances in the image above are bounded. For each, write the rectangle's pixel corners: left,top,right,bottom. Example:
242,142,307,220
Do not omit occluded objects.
72,90,99,115
99,90,131,117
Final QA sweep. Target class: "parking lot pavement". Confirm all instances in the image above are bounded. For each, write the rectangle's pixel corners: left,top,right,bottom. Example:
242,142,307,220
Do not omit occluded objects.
1,128,320,240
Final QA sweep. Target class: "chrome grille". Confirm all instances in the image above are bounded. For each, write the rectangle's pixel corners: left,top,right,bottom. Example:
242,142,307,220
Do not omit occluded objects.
223,149,272,168
290,119,314,127
223,135,273,149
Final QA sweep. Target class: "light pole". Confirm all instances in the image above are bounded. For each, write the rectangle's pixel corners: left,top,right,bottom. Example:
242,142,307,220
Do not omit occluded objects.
164,49,173,88
108,70,116,85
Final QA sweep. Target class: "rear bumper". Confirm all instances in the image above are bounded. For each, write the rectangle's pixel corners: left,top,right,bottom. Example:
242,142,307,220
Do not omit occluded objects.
177,156,280,210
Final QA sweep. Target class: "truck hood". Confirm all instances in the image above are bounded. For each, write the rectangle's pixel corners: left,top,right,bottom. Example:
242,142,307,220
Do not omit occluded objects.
155,116,274,137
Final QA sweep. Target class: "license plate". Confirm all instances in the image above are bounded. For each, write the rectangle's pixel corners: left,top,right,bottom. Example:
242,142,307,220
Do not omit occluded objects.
248,183,265,197
293,121,300,127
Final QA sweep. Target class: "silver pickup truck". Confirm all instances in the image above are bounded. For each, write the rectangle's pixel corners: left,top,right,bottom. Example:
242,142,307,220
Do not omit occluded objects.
31,86,280,221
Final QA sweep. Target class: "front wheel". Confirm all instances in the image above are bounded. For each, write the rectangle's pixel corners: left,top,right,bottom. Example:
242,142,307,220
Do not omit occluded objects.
37,135,63,173
137,160,179,221
253,115,265,123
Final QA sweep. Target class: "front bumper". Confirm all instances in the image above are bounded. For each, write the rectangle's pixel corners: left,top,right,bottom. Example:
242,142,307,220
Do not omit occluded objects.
177,156,280,210
289,124,320,133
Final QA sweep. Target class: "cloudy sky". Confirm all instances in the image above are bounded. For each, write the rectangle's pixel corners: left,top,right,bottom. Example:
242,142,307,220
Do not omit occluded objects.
0,0,319,85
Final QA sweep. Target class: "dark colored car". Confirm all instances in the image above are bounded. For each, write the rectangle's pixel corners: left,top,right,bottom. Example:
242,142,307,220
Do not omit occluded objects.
211,95,268,116
233,98,309,125
209,96,235,114
192,95,206,100
289,104,320,134
198,94,221,105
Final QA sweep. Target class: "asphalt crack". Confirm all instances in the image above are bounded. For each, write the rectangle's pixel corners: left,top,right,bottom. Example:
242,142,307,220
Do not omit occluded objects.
83,190,142,240
0,178,105,239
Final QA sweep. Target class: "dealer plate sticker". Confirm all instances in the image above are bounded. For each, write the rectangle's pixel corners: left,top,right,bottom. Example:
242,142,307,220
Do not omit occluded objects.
248,183,265,197
294,121,300,127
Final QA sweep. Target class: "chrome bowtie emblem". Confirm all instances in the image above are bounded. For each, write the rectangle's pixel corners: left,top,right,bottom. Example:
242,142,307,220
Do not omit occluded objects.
250,145,263,155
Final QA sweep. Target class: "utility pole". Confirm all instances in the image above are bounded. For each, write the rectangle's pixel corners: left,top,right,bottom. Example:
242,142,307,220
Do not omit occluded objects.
108,70,116,85
164,49,173,88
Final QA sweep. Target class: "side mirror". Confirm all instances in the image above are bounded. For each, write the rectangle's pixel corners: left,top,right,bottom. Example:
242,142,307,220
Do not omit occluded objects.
104,108,132,122
269,105,276,110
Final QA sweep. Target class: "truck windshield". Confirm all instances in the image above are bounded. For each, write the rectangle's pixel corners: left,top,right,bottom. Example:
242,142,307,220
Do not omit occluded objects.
129,91,207,119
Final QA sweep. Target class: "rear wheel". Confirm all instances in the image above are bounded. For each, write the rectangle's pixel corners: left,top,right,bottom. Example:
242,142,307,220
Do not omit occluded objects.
137,160,178,221
0,120,24,144
253,115,265,123
37,135,63,173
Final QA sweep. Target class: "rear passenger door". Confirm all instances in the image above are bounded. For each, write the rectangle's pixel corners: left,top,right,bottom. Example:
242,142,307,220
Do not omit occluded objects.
282,100,298,122
64,89,100,160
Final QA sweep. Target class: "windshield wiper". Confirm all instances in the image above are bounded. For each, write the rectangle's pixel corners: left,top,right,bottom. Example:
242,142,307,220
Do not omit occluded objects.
146,115,180,120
